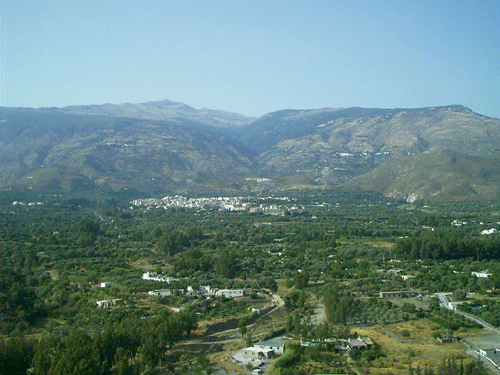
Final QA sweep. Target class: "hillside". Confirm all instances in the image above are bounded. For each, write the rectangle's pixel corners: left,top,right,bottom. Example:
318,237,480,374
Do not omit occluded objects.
343,150,500,201
242,106,500,156
2,102,500,200
0,108,256,192
242,105,500,187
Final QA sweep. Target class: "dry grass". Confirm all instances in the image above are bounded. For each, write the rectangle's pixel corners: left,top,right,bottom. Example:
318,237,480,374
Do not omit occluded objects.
384,320,438,340
352,321,469,374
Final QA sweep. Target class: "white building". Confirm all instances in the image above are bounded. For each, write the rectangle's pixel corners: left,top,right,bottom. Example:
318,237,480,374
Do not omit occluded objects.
148,289,172,297
96,300,111,308
215,289,244,299
254,338,285,355
101,282,112,288
96,299,123,308
185,285,214,299
142,272,177,283
243,346,275,359
481,228,498,235
472,271,492,278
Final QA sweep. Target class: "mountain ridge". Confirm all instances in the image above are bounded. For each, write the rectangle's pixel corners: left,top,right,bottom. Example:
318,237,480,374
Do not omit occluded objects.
59,99,256,131
2,101,499,200
0,108,256,193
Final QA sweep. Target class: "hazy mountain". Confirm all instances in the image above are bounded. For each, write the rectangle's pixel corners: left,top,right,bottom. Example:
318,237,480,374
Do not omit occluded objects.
2,102,500,200
60,99,256,131
1,108,256,192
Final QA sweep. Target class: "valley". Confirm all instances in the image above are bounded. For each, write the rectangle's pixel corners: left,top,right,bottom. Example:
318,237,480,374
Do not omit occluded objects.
1,188,500,374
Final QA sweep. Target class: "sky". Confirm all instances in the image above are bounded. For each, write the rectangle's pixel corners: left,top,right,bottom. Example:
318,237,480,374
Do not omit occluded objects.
2,0,499,118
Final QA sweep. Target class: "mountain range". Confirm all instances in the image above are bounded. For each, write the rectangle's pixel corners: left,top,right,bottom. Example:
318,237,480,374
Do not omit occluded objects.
2,100,500,201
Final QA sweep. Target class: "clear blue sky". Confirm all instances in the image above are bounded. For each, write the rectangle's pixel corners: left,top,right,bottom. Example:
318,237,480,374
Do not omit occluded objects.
2,0,499,118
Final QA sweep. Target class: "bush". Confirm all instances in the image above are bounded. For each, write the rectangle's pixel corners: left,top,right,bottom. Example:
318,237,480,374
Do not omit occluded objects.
400,329,411,338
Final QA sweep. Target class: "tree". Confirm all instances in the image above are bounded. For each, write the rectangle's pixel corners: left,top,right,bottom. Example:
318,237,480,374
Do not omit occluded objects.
324,283,351,324
246,331,253,347
48,330,101,375
214,248,239,278
0,337,34,375
238,316,249,335
294,270,309,289
452,289,467,301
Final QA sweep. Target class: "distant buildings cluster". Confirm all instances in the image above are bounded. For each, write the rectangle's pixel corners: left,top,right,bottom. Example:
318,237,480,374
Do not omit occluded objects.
142,275,259,300
129,195,296,214
97,275,259,308
450,219,499,235
233,335,373,374
12,201,45,206
147,283,256,300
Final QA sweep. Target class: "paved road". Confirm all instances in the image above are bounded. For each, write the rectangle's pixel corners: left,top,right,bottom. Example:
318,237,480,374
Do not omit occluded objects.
435,292,500,374
435,292,452,309
467,349,500,375
435,293,500,335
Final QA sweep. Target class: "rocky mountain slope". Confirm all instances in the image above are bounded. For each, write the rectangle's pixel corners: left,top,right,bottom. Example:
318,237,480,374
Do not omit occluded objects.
2,102,499,200
242,105,500,190
1,108,256,192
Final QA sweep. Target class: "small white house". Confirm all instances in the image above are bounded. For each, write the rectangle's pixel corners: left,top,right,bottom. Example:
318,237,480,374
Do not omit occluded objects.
481,228,498,235
96,300,111,308
148,289,171,297
472,271,492,278
101,282,112,288
96,299,123,308
253,338,285,355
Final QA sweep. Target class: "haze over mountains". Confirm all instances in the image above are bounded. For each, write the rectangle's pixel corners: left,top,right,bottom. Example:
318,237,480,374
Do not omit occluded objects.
2,100,500,201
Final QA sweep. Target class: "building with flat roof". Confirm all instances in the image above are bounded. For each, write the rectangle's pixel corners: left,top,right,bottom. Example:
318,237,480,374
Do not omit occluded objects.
254,337,285,355
379,291,418,299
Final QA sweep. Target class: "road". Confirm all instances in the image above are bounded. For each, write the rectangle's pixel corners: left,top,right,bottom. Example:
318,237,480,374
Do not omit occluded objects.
435,292,452,309
435,293,500,335
436,292,500,374
311,303,325,325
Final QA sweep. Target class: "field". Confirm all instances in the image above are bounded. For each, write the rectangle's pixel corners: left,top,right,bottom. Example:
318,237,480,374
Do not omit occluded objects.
352,321,484,374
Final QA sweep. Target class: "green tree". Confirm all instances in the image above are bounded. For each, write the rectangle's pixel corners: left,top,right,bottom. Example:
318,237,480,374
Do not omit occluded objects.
0,337,34,375
294,270,309,289
49,330,101,375
214,248,239,278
